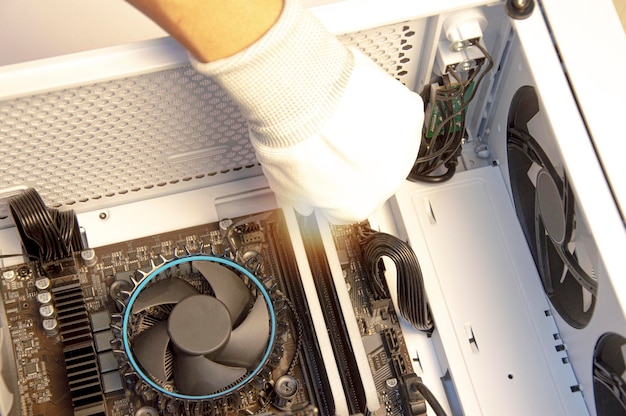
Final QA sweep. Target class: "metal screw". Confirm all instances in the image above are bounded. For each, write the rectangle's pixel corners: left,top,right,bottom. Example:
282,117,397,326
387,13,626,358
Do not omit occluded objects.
506,0,534,19
451,40,466,52
512,0,528,8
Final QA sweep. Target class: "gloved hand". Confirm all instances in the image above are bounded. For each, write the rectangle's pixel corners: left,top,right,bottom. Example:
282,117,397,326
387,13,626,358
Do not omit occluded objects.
191,0,424,223
128,0,424,224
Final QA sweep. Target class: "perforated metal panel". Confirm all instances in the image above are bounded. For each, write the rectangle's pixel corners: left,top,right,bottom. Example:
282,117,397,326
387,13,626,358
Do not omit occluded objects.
339,20,422,88
0,20,424,216
0,67,253,207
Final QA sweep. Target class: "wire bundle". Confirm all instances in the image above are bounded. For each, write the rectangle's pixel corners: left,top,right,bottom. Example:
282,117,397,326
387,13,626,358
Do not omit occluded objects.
8,188,83,262
408,41,493,183
360,229,433,333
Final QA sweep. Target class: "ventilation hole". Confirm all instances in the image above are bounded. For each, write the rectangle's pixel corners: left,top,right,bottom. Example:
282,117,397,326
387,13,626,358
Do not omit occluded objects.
3,22,418,208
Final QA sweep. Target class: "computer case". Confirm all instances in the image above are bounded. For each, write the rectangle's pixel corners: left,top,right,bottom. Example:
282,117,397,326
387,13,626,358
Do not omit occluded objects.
0,0,624,415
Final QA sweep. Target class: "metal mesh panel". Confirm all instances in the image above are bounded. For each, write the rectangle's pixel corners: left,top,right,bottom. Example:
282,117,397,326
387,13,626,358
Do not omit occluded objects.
0,20,422,214
0,66,253,208
339,20,421,87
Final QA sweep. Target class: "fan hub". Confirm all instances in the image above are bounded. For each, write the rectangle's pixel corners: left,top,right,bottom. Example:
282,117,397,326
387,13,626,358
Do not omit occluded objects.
168,294,232,356
536,169,566,245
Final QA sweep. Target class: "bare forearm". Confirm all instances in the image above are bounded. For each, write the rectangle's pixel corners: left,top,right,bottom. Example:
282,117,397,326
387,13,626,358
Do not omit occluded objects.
126,0,283,62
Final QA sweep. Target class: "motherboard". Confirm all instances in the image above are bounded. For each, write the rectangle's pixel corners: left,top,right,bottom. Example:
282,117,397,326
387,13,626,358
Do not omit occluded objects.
0,199,426,416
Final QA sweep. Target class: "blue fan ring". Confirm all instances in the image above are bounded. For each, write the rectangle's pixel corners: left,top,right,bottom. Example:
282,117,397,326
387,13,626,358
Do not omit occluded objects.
121,254,277,400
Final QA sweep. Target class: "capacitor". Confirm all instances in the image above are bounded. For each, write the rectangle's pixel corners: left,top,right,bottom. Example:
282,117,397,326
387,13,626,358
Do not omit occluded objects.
386,378,399,389
273,375,298,410
34,277,51,291
39,303,56,319
219,218,233,232
42,318,59,337
36,291,53,305
135,406,159,416
81,249,98,267
1,270,15,282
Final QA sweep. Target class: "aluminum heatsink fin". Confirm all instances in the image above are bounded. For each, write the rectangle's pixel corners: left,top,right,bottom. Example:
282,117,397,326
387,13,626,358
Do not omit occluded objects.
132,321,170,382
132,278,199,314
173,354,246,396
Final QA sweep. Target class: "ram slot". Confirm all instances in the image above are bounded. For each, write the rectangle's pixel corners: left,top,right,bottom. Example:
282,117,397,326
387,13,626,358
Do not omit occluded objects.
266,216,335,416
297,214,368,415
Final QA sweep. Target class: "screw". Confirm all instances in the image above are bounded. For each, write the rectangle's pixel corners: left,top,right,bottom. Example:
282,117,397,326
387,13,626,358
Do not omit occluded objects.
506,0,534,19
99,211,108,220
513,0,528,8
451,40,466,52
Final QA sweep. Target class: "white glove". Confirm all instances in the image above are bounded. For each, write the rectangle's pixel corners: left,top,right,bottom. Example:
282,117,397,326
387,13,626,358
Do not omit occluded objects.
191,0,424,223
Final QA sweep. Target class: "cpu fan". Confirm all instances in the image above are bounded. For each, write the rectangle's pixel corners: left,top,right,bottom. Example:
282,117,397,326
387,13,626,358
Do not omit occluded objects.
506,85,598,329
118,254,277,400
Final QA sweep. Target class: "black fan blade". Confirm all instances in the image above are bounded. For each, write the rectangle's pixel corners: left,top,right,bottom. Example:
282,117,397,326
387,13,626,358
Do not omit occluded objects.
133,321,171,382
132,277,199,314
192,261,252,327
173,354,246,396
215,295,270,369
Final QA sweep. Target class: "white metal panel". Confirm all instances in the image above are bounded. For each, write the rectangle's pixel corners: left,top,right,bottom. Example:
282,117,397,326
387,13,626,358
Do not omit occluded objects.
539,0,626,220
479,7,626,414
512,5,626,339
0,0,166,66
392,167,588,416
307,0,499,34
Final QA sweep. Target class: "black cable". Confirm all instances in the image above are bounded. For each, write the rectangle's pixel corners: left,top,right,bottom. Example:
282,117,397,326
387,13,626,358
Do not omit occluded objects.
415,160,457,183
0,253,39,260
414,380,449,416
7,188,83,262
360,229,433,333
409,39,494,183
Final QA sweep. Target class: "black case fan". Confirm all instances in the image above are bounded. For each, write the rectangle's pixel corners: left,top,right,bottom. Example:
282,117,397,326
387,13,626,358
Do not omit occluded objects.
593,333,626,416
506,85,598,330
507,86,626,415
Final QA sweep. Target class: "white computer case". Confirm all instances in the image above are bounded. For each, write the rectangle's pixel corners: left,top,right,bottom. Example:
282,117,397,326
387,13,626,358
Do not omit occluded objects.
0,1,624,415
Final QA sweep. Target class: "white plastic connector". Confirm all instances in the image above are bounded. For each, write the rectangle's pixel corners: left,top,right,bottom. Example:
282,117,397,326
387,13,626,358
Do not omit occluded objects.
435,39,486,75
443,9,487,52
435,9,488,75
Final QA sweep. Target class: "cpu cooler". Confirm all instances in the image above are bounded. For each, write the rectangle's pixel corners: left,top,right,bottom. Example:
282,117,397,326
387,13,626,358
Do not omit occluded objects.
111,252,283,409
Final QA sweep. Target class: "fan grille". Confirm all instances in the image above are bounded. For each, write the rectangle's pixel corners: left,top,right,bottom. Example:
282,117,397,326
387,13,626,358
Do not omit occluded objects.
0,20,423,217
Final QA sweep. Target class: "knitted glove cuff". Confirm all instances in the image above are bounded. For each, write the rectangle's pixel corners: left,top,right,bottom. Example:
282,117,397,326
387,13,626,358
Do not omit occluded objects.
190,0,354,148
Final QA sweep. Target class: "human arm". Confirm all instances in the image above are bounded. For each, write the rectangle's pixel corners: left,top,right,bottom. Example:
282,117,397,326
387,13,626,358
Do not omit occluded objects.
125,0,282,62
126,0,424,224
